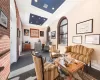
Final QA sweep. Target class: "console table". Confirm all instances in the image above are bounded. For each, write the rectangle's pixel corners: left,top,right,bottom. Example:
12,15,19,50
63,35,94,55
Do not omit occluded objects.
23,43,31,51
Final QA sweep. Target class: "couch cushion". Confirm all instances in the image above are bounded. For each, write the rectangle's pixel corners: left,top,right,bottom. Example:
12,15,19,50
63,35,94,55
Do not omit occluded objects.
70,45,93,56
71,45,83,54
69,52,90,64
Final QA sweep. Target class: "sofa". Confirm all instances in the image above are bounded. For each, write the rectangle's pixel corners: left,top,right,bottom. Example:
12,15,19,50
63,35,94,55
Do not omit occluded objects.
65,45,94,64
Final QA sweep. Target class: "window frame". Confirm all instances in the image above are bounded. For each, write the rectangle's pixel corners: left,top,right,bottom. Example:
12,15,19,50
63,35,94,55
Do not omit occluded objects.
57,17,68,47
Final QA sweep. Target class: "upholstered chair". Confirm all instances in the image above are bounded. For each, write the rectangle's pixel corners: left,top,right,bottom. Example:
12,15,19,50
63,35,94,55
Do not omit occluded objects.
49,45,61,59
31,53,60,80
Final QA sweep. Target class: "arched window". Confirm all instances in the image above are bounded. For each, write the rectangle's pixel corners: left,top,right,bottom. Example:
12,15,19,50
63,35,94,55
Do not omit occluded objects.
57,17,68,46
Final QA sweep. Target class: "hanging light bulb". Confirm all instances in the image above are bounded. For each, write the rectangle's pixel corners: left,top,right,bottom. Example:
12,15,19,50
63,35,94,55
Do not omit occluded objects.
34,0,38,2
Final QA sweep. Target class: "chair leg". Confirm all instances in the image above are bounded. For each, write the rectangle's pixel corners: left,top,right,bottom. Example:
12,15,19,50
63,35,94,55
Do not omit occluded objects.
90,61,91,68
86,64,88,73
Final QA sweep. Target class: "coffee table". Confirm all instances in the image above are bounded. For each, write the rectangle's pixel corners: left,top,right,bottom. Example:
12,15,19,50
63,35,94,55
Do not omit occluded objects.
54,57,85,80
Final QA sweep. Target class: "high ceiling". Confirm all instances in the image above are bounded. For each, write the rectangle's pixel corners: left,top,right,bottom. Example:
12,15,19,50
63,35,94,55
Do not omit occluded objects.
16,0,84,27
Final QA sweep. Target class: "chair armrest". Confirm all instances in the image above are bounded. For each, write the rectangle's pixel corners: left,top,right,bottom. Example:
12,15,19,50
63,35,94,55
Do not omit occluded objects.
44,63,57,72
65,46,72,53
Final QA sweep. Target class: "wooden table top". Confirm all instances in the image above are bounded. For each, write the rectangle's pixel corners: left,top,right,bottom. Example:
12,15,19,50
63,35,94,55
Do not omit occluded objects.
54,58,84,74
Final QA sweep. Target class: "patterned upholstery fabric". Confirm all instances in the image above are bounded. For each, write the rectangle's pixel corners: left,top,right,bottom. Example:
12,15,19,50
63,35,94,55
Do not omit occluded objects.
32,54,59,80
65,45,94,64
49,45,61,58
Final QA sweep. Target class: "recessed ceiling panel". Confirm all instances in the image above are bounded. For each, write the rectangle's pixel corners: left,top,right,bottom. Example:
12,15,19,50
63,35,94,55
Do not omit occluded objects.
29,13,47,25
31,0,65,13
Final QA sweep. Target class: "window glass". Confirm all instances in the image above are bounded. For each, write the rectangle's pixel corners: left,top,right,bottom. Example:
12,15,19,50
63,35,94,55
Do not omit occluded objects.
60,19,67,26
59,18,68,45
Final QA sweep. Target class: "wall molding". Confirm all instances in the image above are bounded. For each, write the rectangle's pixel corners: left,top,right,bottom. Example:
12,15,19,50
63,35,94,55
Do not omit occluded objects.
91,63,100,71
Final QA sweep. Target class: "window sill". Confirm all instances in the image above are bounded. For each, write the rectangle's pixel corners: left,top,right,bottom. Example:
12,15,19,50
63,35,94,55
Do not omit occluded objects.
58,44,67,46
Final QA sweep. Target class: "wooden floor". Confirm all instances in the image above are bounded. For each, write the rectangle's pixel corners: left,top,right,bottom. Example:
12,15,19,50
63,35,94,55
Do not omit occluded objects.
9,51,100,80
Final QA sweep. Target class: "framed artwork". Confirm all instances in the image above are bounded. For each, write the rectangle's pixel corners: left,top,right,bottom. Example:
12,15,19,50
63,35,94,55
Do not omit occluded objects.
76,19,93,34
40,31,44,37
51,31,56,39
85,34,100,45
72,36,82,44
0,9,7,28
24,29,29,36
30,28,39,38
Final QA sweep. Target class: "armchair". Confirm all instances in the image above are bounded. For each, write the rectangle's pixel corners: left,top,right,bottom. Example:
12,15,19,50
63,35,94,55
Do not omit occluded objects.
49,45,61,59
31,53,60,80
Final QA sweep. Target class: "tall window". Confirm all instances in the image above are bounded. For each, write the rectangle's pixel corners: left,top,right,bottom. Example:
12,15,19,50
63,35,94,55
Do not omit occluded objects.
58,17,68,46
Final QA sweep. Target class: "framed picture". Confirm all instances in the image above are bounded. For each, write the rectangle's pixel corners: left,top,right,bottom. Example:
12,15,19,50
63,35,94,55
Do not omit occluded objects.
0,9,7,28
51,31,56,39
40,31,44,37
24,29,29,36
76,19,93,34
30,28,39,38
85,34,100,45
72,36,82,44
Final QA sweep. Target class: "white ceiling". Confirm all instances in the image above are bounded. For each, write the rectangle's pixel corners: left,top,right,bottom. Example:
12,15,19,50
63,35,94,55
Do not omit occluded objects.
16,0,84,27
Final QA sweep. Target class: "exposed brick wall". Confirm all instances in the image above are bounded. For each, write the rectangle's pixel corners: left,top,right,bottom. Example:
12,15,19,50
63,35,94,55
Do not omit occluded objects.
0,0,10,80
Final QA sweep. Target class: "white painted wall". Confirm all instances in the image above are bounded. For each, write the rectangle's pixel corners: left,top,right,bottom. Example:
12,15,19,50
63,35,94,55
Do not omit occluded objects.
49,0,100,71
19,22,23,55
10,0,17,64
23,25,47,49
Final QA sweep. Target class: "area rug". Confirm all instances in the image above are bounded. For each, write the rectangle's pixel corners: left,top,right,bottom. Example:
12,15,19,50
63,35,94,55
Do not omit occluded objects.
59,70,97,80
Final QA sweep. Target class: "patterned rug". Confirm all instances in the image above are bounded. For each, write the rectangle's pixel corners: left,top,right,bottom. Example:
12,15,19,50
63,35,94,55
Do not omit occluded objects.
59,70,97,80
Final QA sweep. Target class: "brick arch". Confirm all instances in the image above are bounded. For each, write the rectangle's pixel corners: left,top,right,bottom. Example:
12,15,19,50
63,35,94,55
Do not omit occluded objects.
57,16,68,49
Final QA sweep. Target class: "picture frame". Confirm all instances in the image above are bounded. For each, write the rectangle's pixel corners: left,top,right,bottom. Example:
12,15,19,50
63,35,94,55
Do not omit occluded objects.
72,36,82,44
85,34,100,45
30,28,39,38
24,29,29,36
40,31,44,37
0,9,8,28
76,19,93,34
51,31,56,39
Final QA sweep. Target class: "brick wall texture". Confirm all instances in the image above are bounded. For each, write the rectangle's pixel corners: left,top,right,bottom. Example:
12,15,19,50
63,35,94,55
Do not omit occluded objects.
0,0,10,80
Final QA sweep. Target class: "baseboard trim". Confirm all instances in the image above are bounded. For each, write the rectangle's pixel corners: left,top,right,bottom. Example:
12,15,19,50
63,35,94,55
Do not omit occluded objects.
91,63,100,71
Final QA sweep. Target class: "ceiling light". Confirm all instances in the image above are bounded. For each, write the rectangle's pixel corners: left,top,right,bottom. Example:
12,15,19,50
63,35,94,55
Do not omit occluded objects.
52,7,55,10
34,0,38,2
44,19,45,20
32,16,34,17
43,4,48,8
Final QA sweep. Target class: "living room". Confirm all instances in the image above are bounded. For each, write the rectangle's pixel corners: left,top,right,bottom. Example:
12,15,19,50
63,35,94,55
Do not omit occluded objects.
0,0,100,80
